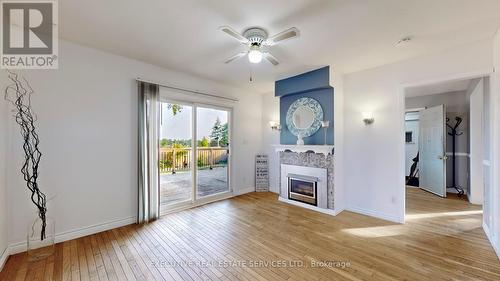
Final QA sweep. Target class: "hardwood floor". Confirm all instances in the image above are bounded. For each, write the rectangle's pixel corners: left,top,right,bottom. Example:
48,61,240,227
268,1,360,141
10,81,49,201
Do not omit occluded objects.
1,188,499,281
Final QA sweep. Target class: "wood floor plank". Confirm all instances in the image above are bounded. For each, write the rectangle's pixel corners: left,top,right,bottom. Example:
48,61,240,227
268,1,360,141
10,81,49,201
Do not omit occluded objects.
76,238,90,281
13,253,28,281
2,189,500,281
159,215,245,281
149,218,227,281
0,253,23,280
131,225,184,281
139,223,200,281
51,243,64,281
61,241,72,281
118,226,167,281
89,234,109,281
110,228,147,281
103,231,137,281
81,236,98,281
94,232,119,281
42,251,54,281
98,231,128,281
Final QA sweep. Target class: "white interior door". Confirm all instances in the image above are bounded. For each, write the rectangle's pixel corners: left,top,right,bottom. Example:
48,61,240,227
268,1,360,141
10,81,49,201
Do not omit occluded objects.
419,105,447,197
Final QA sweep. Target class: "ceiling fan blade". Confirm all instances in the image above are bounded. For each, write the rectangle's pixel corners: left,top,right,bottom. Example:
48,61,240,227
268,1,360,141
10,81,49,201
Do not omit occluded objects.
264,52,279,66
219,26,249,44
224,52,247,64
265,27,300,46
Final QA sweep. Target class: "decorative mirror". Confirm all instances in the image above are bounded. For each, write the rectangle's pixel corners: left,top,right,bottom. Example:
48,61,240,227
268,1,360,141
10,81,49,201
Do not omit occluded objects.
286,97,323,137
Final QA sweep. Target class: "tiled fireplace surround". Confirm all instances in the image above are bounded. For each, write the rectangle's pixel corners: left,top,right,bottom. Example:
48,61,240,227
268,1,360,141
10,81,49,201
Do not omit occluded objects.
279,151,334,210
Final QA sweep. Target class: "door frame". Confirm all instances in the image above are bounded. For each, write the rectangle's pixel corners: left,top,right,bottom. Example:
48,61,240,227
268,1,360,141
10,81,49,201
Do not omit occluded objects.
399,69,492,223
158,97,234,215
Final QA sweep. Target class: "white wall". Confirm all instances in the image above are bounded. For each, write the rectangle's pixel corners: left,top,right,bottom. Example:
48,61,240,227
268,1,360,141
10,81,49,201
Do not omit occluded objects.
487,27,500,258
482,77,493,232
331,70,345,212
343,39,493,223
260,93,280,193
0,78,9,269
406,91,470,112
468,78,484,204
3,40,262,252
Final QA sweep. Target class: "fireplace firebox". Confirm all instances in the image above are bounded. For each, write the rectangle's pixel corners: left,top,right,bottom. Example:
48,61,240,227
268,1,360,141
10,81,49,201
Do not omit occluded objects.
287,174,318,206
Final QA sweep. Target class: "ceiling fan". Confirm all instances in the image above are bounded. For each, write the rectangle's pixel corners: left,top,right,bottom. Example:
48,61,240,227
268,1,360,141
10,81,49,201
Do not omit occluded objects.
219,26,300,65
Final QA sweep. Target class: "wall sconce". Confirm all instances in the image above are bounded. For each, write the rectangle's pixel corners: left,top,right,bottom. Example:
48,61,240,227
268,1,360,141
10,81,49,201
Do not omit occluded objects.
362,112,374,125
269,121,281,131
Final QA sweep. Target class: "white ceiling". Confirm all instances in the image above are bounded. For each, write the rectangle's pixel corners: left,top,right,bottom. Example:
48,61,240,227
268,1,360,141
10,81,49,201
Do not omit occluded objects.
405,79,474,98
60,0,500,93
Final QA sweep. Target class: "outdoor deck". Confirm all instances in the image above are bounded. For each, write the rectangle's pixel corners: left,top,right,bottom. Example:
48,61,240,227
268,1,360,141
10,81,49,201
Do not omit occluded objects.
160,167,228,207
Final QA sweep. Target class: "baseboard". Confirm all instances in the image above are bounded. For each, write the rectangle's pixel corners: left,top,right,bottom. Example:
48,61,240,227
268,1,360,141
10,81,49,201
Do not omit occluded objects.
483,221,500,260
9,216,136,255
346,205,404,224
0,246,9,272
332,206,345,216
233,186,255,196
160,191,234,216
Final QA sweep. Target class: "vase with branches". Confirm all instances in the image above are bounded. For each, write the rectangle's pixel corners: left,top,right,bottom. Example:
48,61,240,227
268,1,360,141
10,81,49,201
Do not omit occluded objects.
4,71,54,259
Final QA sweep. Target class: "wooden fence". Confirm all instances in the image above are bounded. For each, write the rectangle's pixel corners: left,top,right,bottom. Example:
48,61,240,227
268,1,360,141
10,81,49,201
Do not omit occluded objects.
159,147,228,173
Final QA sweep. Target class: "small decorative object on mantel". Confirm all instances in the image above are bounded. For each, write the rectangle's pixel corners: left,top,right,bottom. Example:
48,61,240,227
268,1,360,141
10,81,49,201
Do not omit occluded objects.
255,154,269,192
296,133,304,145
321,120,330,145
4,71,55,260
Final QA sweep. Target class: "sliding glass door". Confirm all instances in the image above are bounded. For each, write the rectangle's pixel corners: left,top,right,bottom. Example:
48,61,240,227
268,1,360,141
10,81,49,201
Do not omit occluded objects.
159,102,193,209
196,106,230,197
159,101,231,213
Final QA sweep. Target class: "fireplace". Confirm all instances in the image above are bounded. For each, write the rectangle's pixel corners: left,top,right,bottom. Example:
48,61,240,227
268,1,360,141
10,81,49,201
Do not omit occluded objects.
280,164,328,210
287,174,318,206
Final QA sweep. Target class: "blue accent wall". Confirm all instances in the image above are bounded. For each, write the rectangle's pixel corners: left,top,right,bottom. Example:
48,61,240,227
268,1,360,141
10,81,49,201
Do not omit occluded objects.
276,67,334,145
275,66,331,97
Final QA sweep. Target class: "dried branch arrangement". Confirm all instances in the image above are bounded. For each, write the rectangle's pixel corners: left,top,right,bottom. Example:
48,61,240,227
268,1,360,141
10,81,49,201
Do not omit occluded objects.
4,71,47,240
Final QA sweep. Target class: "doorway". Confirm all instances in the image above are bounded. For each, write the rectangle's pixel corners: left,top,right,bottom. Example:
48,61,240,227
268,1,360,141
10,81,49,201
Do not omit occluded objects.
403,75,491,219
159,101,231,214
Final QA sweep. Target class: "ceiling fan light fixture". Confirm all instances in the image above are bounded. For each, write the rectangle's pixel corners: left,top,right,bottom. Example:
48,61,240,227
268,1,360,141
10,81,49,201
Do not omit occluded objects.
248,46,263,63
221,25,298,66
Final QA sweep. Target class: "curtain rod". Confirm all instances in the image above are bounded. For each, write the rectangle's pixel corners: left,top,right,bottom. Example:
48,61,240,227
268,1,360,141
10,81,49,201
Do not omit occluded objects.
136,78,239,102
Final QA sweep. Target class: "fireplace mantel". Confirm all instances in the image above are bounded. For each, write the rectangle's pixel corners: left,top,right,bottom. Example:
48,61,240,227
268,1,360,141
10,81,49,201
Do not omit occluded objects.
273,145,334,155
